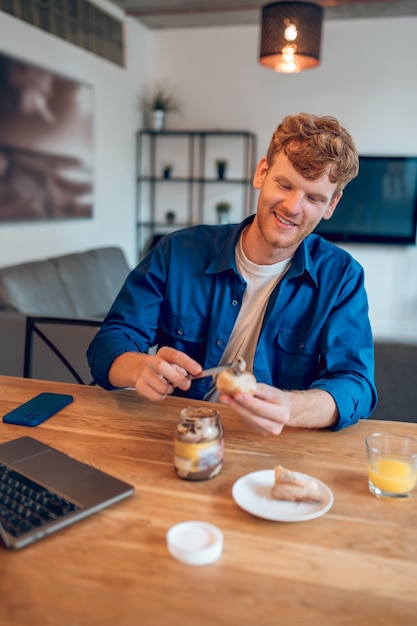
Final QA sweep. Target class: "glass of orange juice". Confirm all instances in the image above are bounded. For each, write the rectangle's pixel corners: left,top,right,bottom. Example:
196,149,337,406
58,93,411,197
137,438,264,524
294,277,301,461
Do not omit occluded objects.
365,433,417,499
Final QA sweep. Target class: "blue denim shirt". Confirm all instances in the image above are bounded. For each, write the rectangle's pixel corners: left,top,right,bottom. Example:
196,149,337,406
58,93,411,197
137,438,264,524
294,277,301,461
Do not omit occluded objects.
87,216,377,430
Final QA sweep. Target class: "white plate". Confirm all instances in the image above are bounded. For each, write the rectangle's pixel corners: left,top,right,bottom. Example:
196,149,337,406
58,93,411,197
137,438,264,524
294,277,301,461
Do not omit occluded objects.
232,469,334,522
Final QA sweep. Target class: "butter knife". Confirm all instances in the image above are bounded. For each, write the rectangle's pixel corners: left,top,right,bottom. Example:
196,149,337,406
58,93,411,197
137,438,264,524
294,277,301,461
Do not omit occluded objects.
188,360,239,380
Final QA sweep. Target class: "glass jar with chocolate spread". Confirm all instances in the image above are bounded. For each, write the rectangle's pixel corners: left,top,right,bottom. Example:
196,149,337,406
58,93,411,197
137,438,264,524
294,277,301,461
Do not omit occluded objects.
174,407,224,481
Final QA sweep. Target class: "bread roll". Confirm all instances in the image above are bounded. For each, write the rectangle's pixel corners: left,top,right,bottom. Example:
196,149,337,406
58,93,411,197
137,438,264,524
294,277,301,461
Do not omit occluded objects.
216,357,256,396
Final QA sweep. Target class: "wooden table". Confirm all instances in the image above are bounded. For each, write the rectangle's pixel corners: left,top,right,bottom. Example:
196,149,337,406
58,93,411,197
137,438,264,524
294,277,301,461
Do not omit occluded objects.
0,375,416,626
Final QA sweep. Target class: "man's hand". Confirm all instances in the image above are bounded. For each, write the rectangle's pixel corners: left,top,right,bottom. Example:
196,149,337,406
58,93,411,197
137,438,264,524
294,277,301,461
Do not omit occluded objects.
108,347,202,401
219,384,338,434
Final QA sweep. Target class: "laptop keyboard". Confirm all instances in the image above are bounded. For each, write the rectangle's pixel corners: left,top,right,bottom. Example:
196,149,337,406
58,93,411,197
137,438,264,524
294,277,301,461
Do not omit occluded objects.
0,462,80,537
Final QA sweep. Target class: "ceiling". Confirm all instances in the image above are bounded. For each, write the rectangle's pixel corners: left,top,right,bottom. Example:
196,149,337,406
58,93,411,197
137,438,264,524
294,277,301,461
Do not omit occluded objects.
110,1,417,29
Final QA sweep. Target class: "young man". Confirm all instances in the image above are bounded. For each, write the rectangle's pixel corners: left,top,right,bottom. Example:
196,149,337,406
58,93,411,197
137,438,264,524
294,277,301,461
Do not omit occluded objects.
87,113,377,435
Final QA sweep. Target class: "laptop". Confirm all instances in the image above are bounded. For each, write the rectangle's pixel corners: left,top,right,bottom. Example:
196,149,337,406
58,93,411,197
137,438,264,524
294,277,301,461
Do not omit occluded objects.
0,436,134,549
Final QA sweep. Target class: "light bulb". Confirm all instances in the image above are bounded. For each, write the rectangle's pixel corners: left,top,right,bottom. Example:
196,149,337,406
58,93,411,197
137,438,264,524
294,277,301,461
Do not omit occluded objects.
276,43,300,73
284,21,298,42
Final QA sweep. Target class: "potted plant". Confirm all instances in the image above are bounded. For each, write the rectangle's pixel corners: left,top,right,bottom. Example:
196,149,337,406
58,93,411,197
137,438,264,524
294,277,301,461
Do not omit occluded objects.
141,82,180,131
215,159,228,180
165,210,176,224
162,163,173,179
216,201,231,224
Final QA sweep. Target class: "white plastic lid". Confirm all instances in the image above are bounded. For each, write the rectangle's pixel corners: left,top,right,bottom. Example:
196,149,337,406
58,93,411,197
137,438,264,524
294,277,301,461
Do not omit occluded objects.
166,521,224,566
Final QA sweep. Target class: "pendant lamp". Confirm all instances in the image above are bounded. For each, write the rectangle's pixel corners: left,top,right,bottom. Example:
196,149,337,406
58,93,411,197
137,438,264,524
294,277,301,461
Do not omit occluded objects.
259,1,324,73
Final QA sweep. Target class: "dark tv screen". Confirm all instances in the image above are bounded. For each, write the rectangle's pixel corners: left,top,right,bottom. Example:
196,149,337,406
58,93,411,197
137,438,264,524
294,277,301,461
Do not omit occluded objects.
315,156,417,244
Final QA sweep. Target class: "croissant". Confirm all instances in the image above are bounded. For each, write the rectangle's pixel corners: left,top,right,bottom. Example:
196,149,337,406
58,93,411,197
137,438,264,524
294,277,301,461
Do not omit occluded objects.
271,465,323,503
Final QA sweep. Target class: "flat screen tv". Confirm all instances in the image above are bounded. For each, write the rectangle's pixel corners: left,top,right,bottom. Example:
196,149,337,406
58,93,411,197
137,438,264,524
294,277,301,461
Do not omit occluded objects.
314,156,417,245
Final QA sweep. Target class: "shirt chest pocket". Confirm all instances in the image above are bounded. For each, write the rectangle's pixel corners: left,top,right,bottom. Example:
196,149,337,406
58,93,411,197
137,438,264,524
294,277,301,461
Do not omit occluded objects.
275,329,321,389
159,312,208,357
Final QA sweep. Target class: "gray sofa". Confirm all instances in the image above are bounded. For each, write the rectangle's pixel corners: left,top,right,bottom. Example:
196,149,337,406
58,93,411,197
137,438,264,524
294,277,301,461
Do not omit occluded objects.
0,247,130,384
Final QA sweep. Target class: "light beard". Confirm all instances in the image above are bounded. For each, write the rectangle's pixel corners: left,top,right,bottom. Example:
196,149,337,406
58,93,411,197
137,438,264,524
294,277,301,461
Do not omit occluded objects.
244,215,301,264
257,211,308,253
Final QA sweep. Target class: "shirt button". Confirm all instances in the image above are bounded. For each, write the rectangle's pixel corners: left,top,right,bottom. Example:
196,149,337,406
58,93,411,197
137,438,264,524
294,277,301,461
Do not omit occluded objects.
231,299,238,306
216,339,223,346
177,329,184,336
299,343,305,350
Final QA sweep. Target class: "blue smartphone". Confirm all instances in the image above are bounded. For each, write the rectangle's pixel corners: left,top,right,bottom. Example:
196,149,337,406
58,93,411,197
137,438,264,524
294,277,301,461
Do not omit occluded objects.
2,392,74,427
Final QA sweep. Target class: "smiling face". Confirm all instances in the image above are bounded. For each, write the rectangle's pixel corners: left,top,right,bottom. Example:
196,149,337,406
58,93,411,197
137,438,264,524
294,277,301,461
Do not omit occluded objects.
244,153,342,264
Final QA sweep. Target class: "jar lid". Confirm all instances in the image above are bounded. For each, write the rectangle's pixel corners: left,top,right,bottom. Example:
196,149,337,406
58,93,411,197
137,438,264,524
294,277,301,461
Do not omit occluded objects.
180,406,219,419
166,521,223,566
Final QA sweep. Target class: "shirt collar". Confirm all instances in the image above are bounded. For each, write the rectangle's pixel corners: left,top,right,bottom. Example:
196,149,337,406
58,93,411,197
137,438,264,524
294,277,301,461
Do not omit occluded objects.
205,215,254,275
205,215,318,287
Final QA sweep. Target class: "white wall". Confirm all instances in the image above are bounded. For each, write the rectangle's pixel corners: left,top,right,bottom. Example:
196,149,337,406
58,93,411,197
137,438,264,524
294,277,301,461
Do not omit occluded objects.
0,8,416,340
0,3,150,268
148,17,417,341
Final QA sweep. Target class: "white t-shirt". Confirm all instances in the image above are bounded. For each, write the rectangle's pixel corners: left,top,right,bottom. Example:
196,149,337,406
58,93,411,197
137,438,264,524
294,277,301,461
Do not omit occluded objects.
204,231,292,401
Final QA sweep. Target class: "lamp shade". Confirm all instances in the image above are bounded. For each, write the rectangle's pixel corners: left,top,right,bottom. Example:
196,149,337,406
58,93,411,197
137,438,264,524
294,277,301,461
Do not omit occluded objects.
259,1,324,73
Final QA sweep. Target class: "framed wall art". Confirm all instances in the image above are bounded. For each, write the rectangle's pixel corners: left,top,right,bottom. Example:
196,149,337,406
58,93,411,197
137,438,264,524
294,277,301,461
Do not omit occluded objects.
0,51,94,223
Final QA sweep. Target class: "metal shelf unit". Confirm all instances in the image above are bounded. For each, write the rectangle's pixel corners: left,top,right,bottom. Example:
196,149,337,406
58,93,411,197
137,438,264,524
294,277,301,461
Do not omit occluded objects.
136,129,257,259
